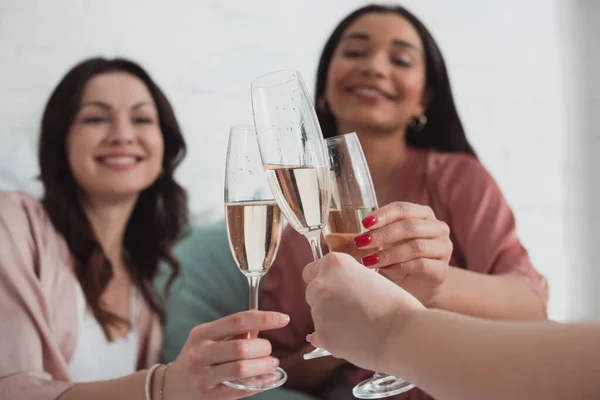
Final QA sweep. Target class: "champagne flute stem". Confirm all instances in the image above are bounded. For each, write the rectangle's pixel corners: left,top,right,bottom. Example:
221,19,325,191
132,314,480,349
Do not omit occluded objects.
247,275,262,338
307,233,325,260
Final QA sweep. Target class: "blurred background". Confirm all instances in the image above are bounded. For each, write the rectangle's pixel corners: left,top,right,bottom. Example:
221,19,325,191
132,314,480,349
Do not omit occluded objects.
0,0,598,322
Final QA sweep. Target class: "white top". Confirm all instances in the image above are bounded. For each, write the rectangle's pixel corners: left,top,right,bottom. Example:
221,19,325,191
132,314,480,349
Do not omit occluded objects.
68,284,139,382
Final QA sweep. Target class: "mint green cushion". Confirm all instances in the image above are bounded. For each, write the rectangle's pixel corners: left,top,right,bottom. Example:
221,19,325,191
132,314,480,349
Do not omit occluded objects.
154,220,316,400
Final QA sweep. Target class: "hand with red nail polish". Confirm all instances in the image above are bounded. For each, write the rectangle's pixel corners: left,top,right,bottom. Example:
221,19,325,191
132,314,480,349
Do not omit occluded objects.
356,202,453,306
354,233,372,248
325,232,373,261
362,254,379,267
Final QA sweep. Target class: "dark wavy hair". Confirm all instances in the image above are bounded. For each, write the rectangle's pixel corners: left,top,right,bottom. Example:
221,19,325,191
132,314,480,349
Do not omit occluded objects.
38,57,189,339
315,4,477,157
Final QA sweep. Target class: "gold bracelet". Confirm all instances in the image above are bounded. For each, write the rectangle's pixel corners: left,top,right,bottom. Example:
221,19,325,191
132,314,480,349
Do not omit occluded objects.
160,362,173,400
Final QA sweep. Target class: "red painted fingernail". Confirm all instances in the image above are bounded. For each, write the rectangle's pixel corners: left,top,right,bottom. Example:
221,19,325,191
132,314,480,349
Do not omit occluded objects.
362,216,378,229
354,233,372,248
362,254,379,267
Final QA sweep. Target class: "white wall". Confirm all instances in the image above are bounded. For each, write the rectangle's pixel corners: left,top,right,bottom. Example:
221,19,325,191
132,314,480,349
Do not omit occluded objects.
557,0,600,321
0,0,595,321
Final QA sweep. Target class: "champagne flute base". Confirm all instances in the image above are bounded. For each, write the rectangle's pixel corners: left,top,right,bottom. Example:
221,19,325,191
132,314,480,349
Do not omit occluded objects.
223,367,287,391
303,347,332,360
352,373,415,399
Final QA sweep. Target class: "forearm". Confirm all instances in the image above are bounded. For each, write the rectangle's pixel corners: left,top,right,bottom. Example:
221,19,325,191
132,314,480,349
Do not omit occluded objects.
385,309,600,400
277,343,348,392
429,266,546,320
59,366,165,400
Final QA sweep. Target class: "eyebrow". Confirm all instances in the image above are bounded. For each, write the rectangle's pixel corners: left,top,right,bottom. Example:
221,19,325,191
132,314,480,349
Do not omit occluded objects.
80,100,155,110
342,32,419,51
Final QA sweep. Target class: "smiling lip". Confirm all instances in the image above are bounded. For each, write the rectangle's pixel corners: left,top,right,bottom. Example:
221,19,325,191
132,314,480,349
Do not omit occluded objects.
96,153,144,170
346,84,396,101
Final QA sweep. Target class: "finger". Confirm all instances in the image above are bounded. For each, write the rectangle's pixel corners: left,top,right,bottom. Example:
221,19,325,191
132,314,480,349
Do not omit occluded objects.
190,311,290,342
381,258,449,285
228,332,253,340
362,202,436,230
192,338,273,367
354,219,449,250
306,332,322,348
202,356,280,388
305,278,323,307
306,332,329,355
302,260,319,283
362,237,451,270
303,252,345,283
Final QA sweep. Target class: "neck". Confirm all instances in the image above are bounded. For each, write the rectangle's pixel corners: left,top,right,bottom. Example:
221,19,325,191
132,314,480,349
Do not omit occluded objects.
80,194,138,274
337,123,407,205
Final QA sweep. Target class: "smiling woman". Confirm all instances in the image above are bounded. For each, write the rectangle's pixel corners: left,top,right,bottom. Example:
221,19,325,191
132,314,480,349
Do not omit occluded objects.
0,57,291,400
65,73,165,202
260,4,548,400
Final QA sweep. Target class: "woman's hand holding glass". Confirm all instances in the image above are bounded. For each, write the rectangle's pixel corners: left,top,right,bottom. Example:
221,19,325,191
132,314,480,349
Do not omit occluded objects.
165,310,290,400
347,202,452,306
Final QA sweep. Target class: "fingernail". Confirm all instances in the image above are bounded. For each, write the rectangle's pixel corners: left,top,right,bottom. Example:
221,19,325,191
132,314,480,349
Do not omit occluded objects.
306,334,312,343
354,233,372,248
277,314,290,324
272,357,280,367
362,254,380,267
362,216,378,229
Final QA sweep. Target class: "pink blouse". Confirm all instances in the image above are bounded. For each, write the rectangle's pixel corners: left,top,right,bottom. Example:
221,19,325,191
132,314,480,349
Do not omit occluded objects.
0,191,162,400
261,148,548,400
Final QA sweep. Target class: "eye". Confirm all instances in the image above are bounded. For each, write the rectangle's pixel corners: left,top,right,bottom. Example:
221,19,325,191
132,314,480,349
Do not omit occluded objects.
342,49,367,58
391,58,412,67
83,116,109,124
132,117,154,124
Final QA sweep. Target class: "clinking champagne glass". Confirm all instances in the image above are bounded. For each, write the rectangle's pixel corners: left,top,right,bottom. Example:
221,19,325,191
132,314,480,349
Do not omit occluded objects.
325,132,416,399
222,125,287,391
251,70,332,360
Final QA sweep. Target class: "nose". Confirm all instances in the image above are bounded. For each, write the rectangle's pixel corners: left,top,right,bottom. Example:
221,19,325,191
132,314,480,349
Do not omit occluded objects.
358,50,390,79
107,115,135,145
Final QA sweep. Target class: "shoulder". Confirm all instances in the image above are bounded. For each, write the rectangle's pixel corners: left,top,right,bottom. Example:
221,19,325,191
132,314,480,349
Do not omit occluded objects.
425,150,484,175
0,190,70,269
0,190,50,243
423,150,498,194
0,190,46,217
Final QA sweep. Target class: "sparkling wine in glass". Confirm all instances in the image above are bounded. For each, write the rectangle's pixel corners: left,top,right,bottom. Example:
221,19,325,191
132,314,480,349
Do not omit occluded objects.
325,132,416,399
251,69,332,360
223,125,287,391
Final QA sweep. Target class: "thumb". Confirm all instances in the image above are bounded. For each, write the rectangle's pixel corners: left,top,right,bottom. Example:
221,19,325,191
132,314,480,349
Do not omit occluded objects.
306,331,325,350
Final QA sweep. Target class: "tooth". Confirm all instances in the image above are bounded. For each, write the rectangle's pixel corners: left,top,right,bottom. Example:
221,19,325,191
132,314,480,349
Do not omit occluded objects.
103,157,137,164
356,88,383,96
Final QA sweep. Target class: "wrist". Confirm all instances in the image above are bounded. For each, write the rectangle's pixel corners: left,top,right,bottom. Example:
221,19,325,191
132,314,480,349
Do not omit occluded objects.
426,265,455,309
378,306,427,375
155,362,180,400
425,286,444,309
150,365,166,400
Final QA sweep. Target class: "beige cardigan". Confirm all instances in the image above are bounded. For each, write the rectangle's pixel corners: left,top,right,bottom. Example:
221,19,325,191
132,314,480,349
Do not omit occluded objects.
0,191,163,400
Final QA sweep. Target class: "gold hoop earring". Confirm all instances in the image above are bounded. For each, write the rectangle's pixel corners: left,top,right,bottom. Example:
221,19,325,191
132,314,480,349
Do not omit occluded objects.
409,115,427,132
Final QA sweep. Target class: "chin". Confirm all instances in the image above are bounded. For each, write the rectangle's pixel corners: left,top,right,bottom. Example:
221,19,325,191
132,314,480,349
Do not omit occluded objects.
88,181,156,202
345,117,398,133
338,107,394,128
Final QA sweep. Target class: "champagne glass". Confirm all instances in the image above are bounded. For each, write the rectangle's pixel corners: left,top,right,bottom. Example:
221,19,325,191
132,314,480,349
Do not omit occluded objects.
324,132,416,399
223,125,287,391
251,69,332,360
